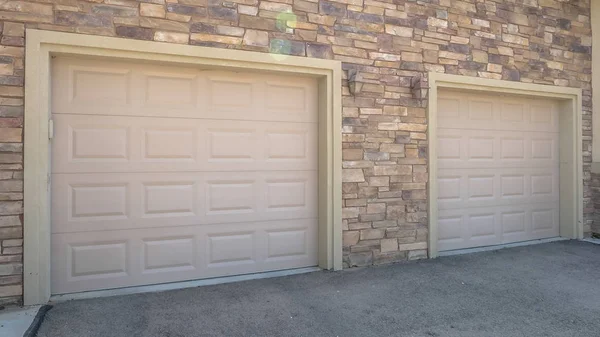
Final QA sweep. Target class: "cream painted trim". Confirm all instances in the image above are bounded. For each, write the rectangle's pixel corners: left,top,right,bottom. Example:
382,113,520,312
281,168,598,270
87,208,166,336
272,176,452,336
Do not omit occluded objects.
592,0,600,167
23,29,343,305
427,72,584,258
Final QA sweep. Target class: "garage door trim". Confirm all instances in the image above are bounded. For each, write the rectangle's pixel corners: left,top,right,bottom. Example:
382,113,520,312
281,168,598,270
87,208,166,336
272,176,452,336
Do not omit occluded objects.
23,29,343,305
428,72,583,258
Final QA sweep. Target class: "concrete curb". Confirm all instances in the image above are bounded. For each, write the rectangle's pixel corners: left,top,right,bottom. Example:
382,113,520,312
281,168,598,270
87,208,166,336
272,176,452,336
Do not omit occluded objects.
582,238,600,245
23,305,52,337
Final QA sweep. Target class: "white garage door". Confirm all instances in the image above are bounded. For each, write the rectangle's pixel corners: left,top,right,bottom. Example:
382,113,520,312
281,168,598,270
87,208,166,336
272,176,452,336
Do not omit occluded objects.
50,56,319,294
436,90,560,251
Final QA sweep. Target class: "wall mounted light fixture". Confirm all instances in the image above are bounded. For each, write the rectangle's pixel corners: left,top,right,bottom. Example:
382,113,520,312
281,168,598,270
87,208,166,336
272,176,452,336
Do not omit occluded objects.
347,69,363,96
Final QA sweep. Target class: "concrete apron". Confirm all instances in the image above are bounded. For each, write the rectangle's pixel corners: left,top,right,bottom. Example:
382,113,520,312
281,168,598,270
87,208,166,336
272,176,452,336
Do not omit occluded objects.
0,305,50,337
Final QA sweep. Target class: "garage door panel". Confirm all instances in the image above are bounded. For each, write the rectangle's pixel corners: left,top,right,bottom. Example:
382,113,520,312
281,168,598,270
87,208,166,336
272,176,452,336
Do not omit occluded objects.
52,57,318,123
438,202,559,251
438,91,558,133
52,114,317,173
52,171,317,234
438,168,559,210
51,218,317,294
437,91,560,251
437,128,558,169
139,71,199,109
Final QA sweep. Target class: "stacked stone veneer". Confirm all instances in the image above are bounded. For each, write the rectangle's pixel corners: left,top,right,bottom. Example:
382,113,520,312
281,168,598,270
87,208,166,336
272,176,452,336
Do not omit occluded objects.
0,0,593,305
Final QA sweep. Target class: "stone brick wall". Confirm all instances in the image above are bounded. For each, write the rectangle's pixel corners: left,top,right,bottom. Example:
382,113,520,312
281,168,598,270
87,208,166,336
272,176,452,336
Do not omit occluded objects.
0,0,593,305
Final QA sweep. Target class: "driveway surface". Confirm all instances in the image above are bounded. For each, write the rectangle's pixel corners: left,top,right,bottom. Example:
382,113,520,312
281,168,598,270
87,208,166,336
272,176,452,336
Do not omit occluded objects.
37,240,600,337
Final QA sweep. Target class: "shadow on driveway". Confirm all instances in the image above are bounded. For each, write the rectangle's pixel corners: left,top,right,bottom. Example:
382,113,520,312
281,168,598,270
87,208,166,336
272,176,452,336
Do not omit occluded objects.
37,240,600,337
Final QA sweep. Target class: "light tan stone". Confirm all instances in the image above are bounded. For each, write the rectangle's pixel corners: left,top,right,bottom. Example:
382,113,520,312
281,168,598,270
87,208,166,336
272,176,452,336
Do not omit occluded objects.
360,229,385,240
343,169,365,182
385,25,413,37
380,238,398,252
0,128,21,143
154,31,189,44
343,231,360,247
140,3,166,18
242,29,268,47
502,34,529,46
427,17,448,28
398,242,427,251
3,22,24,37
190,34,242,45
472,50,488,63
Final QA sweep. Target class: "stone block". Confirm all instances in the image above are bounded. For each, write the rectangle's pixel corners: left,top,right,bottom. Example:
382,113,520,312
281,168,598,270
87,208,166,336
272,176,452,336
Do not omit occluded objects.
360,229,385,240
242,29,268,47
380,238,398,252
141,3,166,18
116,26,154,40
348,252,373,267
154,31,189,44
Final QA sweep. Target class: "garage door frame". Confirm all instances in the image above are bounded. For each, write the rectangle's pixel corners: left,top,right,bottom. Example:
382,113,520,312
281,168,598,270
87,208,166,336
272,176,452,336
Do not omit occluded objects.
428,72,583,258
23,29,343,305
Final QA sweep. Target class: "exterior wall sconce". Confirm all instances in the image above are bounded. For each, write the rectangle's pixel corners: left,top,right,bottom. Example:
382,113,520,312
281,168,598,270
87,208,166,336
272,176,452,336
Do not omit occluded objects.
347,69,363,96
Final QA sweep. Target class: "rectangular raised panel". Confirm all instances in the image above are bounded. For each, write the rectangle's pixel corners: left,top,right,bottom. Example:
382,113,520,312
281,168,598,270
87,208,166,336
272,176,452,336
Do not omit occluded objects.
143,237,194,271
438,176,461,201
437,136,461,159
438,98,460,118
501,103,524,121
468,176,494,199
71,127,128,160
144,183,194,216
208,233,254,264
502,212,526,234
266,84,306,111
530,105,552,124
208,130,254,161
267,132,306,159
469,100,493,120
468,138,494,159
500,138,525,159
468,214,495,237
209,79,253,109
438,216,462,240
267,180,306,210
531,139,553,159
145,75,196,106
531,175,553,195
207,181,255,214
72,68,130,105
532,209,554,230
144,130,194,160
70,242,127,278
51,56,319,294
70,185,127,220
437,91,560,251
501,175,525,197
267,230,306,258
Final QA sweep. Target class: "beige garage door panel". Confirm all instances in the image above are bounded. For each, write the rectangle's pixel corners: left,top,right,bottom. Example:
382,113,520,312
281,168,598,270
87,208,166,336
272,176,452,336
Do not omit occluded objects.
51,114,318,173
437,128,558,169
438,167,559,210
438,205,559,249
52,219,317,294
52,57,318,124
51,56,319,294
436,93,559,133
51,171,317,234
437,91,560,251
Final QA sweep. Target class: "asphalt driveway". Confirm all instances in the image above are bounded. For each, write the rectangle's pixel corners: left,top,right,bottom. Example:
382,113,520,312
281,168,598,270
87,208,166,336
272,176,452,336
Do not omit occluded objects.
37,240,600,337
